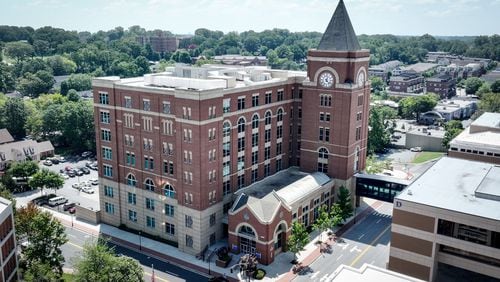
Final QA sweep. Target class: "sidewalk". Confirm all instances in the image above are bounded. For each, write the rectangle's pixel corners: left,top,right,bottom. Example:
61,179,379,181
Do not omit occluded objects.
44,197,382,282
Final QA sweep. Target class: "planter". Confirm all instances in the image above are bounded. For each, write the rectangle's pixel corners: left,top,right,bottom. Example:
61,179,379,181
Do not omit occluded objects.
216,256,232,268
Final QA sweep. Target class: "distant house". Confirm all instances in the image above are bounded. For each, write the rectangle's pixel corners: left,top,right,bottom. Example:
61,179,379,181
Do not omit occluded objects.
389,72,425,94
0,129,54,173
426,74,456,99
213,55,268,66
433,98,477,121
368,60,402,82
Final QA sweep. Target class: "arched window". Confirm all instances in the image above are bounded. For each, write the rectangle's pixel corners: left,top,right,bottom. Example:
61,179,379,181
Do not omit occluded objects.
265,111,272,125
163,184,176,198
126,173,137,187
144,178,155,191
239,225,256,237
237,117,246,133
318,148,329,173
277,108,283,122
223,121,231,138
252,114,259,129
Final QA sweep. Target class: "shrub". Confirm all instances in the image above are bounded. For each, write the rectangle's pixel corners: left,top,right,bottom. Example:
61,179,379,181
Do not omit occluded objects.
253,269,266,280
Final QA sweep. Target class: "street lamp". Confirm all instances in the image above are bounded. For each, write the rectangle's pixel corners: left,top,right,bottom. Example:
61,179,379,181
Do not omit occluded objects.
71,213,74,228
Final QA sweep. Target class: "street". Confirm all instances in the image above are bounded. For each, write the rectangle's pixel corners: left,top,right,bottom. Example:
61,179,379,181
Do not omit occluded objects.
293,202,393,281
61,226,209,282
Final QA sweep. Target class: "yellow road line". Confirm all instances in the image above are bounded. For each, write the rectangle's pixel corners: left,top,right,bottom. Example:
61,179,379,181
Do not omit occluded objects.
67,242,83,250
349,225,391,267
145,271,170,282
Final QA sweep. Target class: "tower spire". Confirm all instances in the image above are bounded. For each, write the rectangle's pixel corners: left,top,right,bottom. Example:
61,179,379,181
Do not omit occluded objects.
317,0,361,51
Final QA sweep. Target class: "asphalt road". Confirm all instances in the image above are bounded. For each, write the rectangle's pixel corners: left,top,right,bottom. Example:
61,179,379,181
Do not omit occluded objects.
293,202,393,282
61,226,209,282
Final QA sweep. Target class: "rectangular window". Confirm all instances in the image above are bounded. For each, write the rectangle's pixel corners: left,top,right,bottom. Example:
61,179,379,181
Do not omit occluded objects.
145,198,155,211
358,95,364,106
105,202,115,214
223,98,231,113
100,111,110,124
265,92,272,104
264,163,271,177
298,108,302,118
128,210,137,222
162,161,174,175
277,90,284,101
277,125,283,139
252,95,259,107
104,185,114,197
319,127,324,141
251,169,258,183
325,128,330,142
265,129,271,143
99,92,109,104
356,112,362,121
128,192,136,205
276,159,282,172
356,126,361,140
101,129,111,141
102,147,112,160
124,114,134,128
237,156,245,171
237,174,245,189
144,156,154,170
143,117,153,131
126,152,136,166
143,100,151,111
238,137,245,152
265,147,271,160
210,213,216,226
125,97,132,108
276,142,282,155
164,204,174,216
162,101,171,114
146,216,156,228
185,215,193,228
223,180,231,196
165,223,175,235
252,151,258,165
103,165,113,177
186,235,193,248
252,133,259,147
223,161,231,177
237,97,245,110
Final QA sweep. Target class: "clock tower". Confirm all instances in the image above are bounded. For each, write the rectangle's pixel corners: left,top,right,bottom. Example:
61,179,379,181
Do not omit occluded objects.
300,0,370,190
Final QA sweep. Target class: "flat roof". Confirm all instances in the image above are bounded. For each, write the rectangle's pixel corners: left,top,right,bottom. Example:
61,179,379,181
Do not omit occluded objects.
0,197,12,214
331,264,424,282
472,112,500,129
396,157,500,221
450,127,500,151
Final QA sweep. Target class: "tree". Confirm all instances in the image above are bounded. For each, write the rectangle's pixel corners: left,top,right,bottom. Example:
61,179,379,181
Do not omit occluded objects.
1,97,28,139
28,168,64,194
442,120,464,149
16,203,68,278
368,106,391,154
337,186,354,223
60,100,95,151
399,94,438,120
312,205,331,241
23,261,60,282
4,41,34,62
329,203,343,228
287,221,309,263
170,50,191,64
0,63,16,93
46,55,77,75
17,70,55,97
479,93,500,113
370,76,385,93
8,161,39,180
464,77,484,95
72,240,144,282
67,89,80,102
491,80,500,93
60,73,92,95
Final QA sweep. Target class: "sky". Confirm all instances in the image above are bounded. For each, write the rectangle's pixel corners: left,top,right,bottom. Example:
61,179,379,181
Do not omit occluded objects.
1,0,499,36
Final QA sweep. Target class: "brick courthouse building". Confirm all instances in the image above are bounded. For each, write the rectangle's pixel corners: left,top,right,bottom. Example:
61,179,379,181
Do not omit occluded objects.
93,0,370,264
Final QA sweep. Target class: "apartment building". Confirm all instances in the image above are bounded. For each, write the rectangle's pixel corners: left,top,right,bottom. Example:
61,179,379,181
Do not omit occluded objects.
389,157,500,281
93,0,370,259
0,197,18,282
389,72,425,94
425,74,456,99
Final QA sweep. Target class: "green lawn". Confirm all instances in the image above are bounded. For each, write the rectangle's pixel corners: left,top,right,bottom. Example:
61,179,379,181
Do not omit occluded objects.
412,152,444,164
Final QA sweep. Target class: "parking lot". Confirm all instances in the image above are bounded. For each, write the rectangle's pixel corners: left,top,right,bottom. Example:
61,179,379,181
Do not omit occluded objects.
14,155,100,212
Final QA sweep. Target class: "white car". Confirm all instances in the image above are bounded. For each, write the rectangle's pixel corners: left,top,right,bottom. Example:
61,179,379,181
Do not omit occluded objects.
81,186,95,194
43,160,53,166
71,183,81,189
60,173,69,180
410,147,423,152
90,178,99,185
80,180,91,187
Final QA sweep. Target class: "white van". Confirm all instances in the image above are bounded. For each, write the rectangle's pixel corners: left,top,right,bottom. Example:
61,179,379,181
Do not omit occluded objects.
48,196,68,207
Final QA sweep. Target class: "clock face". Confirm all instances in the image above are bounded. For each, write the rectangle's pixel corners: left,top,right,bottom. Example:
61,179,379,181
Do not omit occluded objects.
319,72,334,88
358,72,365,85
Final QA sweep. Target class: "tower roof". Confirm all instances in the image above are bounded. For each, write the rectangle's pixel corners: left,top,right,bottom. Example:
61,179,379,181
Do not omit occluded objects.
317,0,361,51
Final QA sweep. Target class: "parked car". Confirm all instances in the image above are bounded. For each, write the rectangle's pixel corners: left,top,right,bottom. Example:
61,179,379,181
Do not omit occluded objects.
68,207,76,214
410,146,423,152
49,157,60,164
32,194,57,206
90,178,99,185
90,164,98,170
63,202,76,211
72,183,81,190
48,196,68,207
43,159,53,166
81,151,93,158
60,173,69,180
67,171,76,178
80,167,90,174
80,180,91,187
81,186,95,194
75,170,84,176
